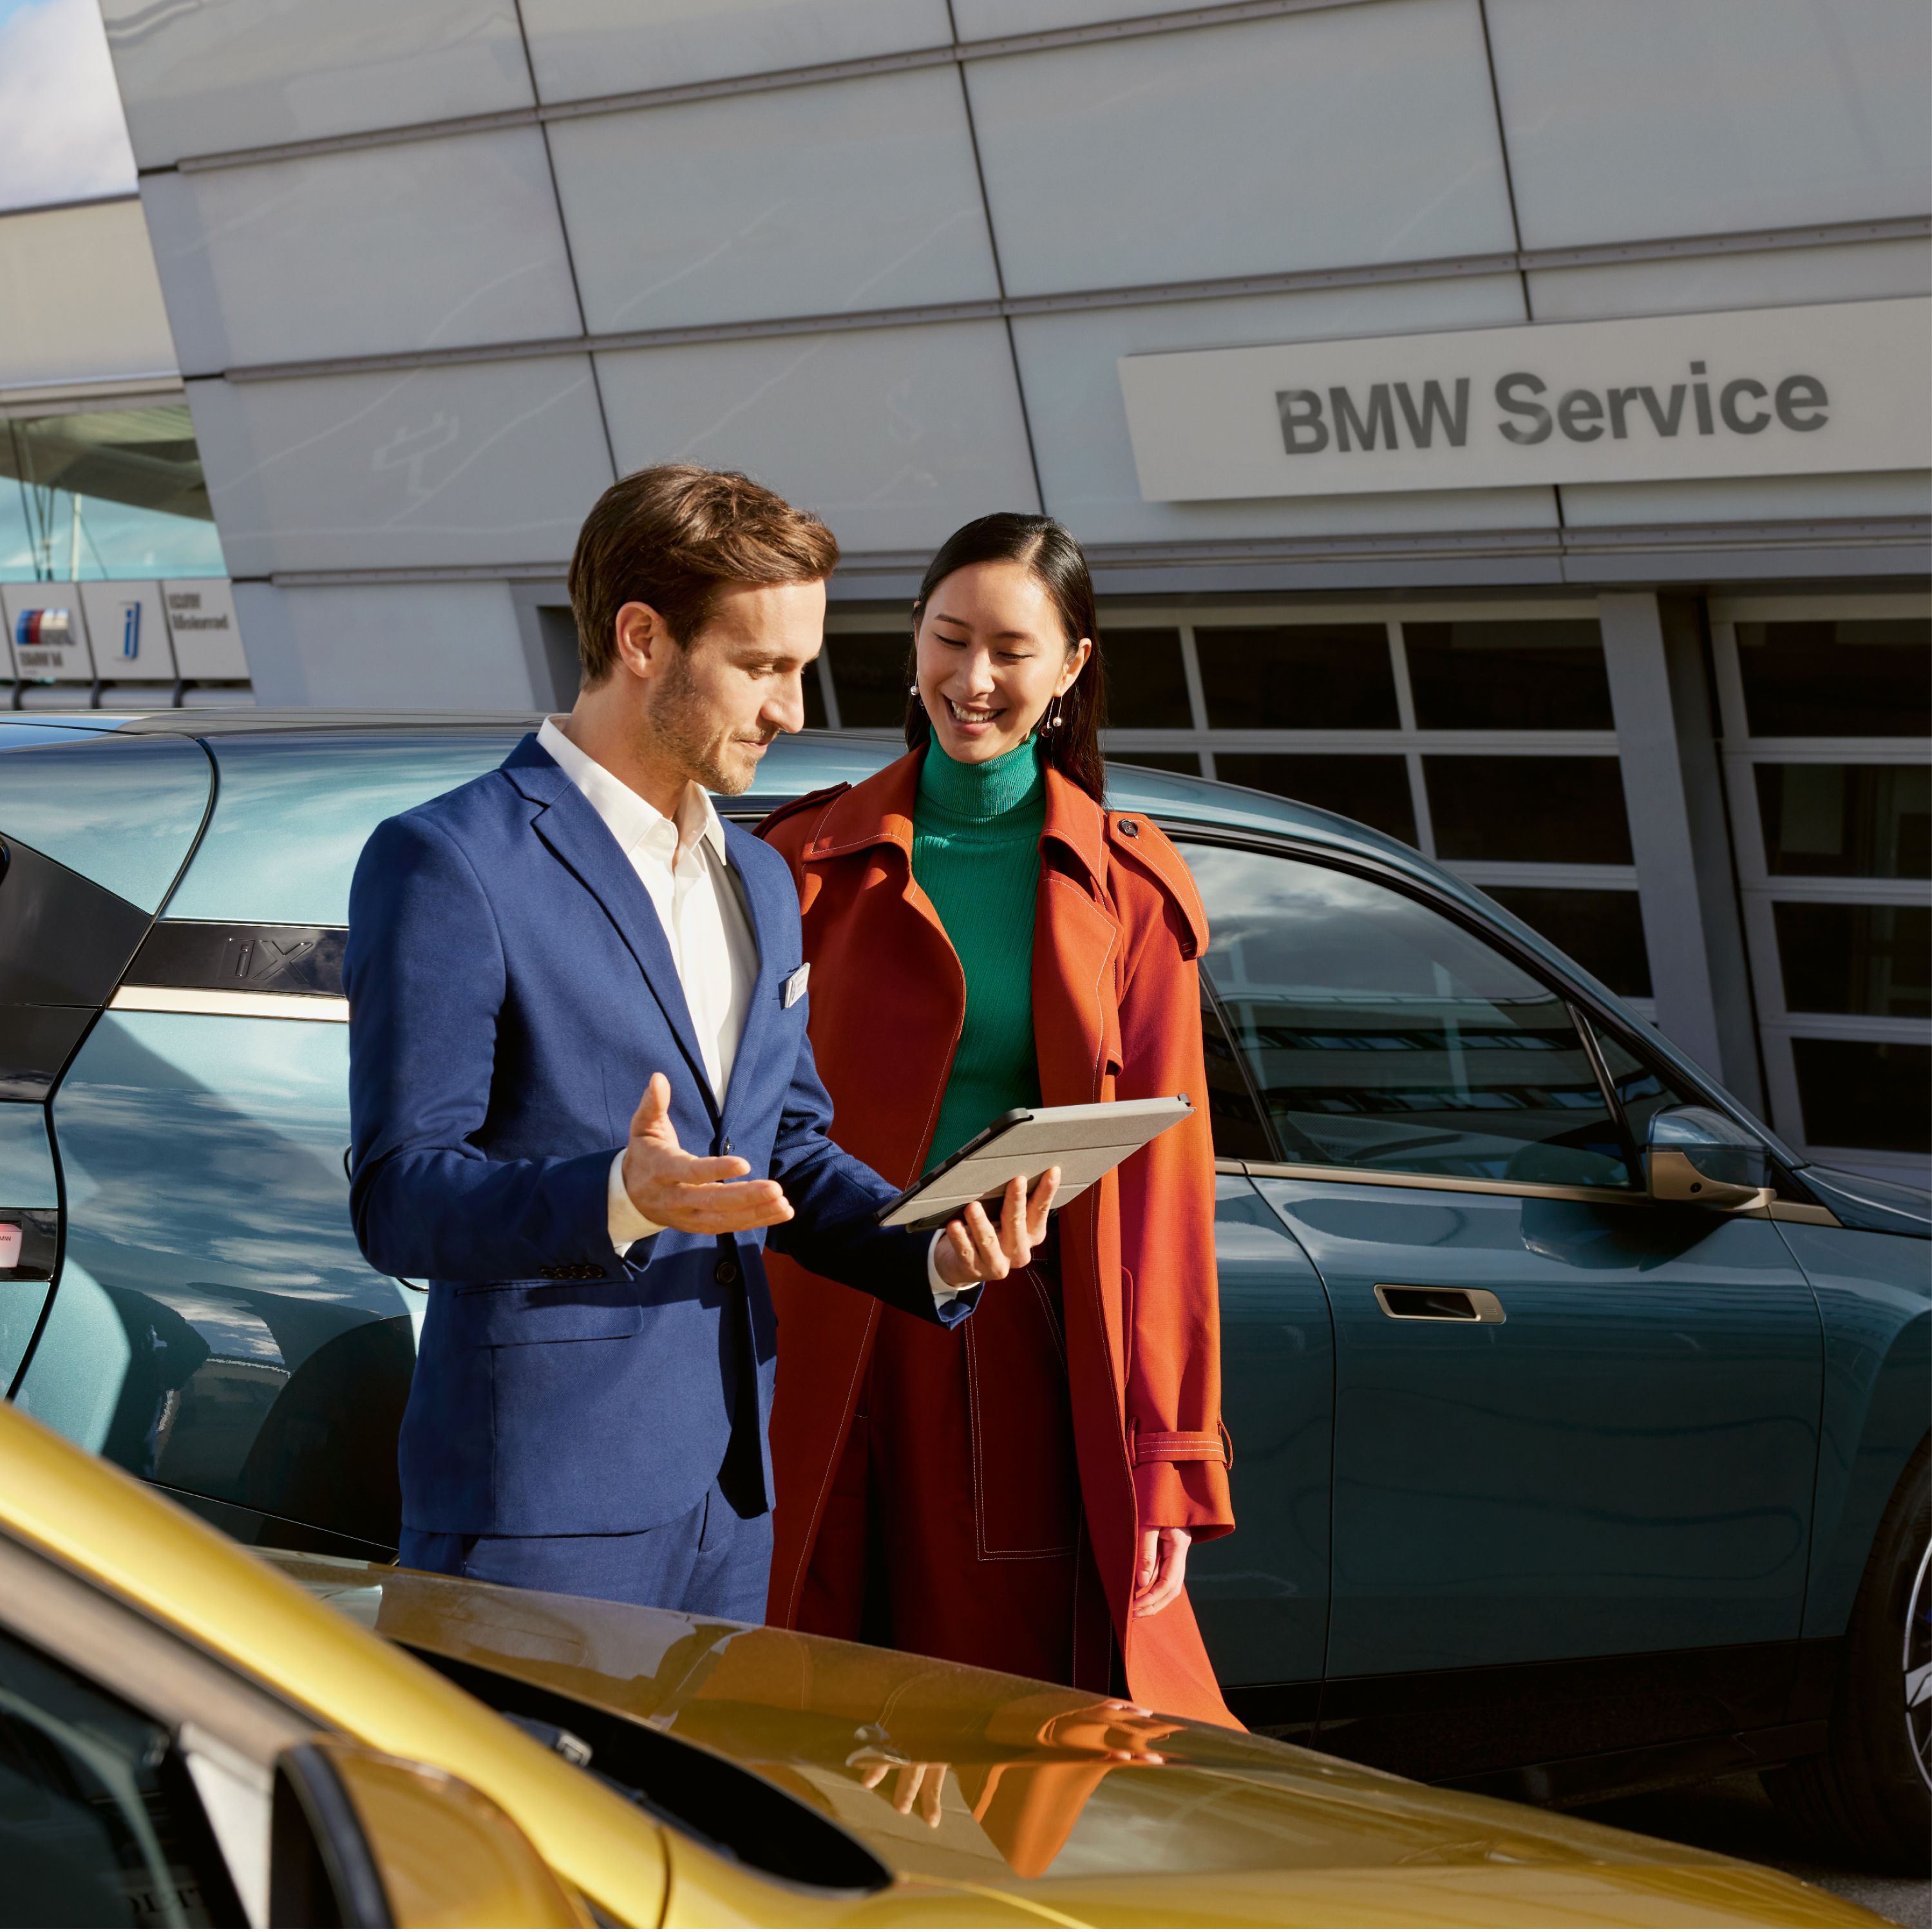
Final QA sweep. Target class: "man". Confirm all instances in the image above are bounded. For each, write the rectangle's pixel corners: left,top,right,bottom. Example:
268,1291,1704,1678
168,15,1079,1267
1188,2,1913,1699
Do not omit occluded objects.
345,464,1054,1619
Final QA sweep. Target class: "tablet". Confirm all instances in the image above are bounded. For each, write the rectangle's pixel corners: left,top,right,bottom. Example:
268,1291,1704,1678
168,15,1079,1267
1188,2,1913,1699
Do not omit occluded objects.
874,1097,1195,1232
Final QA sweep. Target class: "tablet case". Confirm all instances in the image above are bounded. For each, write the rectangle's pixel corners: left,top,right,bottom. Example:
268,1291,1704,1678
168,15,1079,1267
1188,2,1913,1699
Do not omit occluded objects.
875,1097,1194,1232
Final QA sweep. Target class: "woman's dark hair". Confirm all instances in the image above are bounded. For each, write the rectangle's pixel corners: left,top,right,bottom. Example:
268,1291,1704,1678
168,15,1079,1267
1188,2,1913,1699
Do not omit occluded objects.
905,512,1106,801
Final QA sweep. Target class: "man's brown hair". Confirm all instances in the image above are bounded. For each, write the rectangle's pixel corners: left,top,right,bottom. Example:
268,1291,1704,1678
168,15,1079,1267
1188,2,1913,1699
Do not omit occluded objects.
568,464,840,683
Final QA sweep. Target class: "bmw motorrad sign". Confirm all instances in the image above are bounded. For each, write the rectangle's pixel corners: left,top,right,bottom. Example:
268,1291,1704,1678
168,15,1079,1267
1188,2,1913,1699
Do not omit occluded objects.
1119,297,1931,500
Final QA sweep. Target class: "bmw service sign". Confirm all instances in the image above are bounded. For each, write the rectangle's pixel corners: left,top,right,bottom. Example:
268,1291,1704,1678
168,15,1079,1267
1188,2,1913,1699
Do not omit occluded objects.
1119,297,1931,502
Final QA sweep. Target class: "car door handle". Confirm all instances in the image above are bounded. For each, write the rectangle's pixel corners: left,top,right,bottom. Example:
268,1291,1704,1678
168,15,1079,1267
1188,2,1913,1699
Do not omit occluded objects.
1374,1283,1506,1324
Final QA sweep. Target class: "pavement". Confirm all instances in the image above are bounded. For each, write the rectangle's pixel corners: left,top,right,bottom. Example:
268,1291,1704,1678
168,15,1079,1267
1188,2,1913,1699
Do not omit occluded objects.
1576,1772,1931,1926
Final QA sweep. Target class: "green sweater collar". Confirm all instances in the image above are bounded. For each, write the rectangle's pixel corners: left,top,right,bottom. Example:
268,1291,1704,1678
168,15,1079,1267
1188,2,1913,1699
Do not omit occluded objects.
917,734,1045,824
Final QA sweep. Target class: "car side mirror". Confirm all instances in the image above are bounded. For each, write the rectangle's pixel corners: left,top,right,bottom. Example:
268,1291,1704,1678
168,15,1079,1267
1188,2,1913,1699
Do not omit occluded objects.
271,1738,587,1927
1644,1105,1775,1211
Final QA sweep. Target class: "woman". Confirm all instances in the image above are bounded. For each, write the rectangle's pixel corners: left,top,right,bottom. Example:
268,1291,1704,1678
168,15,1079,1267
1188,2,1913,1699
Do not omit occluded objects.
759,513,1235,1726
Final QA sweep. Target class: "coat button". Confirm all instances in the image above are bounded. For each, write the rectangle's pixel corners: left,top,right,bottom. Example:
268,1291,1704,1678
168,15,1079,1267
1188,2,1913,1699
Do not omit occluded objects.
715,1256,739,1286
1118,818,1139,837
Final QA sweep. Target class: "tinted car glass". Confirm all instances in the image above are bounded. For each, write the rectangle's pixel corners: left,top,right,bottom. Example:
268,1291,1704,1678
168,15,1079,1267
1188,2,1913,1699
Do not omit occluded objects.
1484,887,1652,999
1198,980,1274,1161
1184,844,1634,1188
0,1104,57,1386
1590,1028,1697,1149
166,732,520,925
0,737,210,911
0,1625,231,1927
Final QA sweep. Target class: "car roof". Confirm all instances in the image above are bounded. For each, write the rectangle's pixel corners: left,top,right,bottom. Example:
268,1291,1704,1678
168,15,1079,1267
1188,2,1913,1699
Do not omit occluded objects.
57,702,1466,869
5,708,1801,1166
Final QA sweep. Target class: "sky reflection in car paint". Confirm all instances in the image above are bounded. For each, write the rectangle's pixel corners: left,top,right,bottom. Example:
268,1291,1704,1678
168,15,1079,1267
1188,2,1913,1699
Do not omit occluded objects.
17,1009,417,1543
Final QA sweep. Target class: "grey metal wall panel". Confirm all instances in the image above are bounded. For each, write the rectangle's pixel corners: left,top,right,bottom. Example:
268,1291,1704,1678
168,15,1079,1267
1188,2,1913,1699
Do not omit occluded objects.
1488,0,1932,248
966,1,1515,298
187,359,614,574
595,319,1039,553
142,131,580,371
549,68,997,335
99,0,532,168
518,0,950,104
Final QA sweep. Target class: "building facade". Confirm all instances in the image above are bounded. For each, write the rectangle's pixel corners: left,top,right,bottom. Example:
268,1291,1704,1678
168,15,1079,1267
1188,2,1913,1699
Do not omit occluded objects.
6,0,1929,1176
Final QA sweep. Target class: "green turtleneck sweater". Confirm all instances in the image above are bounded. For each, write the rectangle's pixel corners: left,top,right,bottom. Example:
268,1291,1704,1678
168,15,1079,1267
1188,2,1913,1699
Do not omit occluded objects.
912,735,1046,1168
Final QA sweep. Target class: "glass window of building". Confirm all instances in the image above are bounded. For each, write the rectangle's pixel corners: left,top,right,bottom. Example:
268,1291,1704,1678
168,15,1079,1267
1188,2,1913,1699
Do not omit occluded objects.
1714,598,1931,1180
816,603,1652,1010
1403,618,1613,730
1,406,226,583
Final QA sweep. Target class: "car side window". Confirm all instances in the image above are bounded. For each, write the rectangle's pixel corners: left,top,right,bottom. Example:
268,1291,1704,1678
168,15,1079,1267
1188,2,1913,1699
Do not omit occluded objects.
0,1625,232,1927
1182,842,1636,1189
1198,976,1277,1161
1591,1027,1699,1145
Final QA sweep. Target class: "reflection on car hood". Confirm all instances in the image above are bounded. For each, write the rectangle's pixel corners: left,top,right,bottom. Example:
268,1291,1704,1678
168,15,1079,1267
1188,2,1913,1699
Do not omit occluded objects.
271,1555,1871,1925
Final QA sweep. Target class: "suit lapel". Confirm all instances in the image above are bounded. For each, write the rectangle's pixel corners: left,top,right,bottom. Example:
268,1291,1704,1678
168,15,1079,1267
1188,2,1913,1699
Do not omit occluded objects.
718,821,779,1128
502,735,716,1115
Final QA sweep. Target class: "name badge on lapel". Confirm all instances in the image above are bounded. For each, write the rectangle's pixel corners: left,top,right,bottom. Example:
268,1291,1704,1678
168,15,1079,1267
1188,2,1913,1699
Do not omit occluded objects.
781,963,810,1009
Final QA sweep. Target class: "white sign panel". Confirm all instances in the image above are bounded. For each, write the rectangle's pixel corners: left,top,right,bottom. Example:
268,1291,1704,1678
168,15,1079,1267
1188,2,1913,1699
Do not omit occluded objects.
1120,297,1932,502
1,582,95,681
81,581,176,679
161,579,246,680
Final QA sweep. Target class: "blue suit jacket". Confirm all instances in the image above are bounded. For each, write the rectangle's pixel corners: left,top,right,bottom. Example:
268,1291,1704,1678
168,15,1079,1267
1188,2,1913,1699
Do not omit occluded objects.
344,734,963,1537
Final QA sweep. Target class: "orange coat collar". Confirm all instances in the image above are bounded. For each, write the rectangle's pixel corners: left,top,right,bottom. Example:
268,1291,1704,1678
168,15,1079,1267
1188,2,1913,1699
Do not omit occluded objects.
800,744,1108,887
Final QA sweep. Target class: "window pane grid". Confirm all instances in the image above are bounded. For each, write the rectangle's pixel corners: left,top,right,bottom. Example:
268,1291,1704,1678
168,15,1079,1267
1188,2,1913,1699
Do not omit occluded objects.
1712,605,1931,1170
819,603,1647,998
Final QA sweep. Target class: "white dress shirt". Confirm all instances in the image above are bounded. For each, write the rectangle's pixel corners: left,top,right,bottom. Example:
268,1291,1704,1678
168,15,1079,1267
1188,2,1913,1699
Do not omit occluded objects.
538,719,962,1299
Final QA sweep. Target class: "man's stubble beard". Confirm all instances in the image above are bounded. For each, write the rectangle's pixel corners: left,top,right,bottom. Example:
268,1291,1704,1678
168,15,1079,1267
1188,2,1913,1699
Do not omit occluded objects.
647,644,757,797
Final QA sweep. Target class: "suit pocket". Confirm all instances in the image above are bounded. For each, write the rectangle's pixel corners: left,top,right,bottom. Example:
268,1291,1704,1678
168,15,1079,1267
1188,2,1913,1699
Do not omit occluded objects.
451,1281,645,1347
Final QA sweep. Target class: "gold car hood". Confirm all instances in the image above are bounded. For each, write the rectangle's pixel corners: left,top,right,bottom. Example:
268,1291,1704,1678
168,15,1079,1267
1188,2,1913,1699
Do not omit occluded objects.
272,1555,1873,1926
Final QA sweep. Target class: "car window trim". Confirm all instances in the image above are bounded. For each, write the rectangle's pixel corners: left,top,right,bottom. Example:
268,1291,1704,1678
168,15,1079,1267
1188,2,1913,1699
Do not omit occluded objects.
1198,962,1286,1163
1571,1003,1646,1177
108,985,351,1023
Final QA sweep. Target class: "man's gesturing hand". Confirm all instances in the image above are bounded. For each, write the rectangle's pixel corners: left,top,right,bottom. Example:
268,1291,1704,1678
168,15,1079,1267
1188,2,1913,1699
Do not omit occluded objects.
933,1167,1059,1291
621,1074,793,1235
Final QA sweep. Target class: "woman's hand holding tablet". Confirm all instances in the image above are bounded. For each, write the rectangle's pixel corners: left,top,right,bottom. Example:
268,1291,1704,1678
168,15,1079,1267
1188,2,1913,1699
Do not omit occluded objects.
876,1097,1195,1233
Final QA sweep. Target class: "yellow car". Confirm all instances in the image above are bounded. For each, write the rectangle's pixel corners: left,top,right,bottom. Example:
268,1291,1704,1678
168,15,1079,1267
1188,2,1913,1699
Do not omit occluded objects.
1,1401,1886,1928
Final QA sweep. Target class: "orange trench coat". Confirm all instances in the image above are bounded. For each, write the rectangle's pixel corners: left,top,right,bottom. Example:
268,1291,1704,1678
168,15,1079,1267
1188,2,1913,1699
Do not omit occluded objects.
758,750,1238,1728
